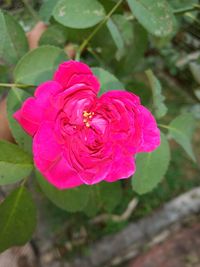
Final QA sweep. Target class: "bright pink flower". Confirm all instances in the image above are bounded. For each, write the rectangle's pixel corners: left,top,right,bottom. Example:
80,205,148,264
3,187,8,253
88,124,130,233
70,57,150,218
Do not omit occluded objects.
14,61,160,189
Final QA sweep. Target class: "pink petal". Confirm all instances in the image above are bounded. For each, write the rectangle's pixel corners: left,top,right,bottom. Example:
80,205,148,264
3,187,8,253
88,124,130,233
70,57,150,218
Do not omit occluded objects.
136,106,161,153
53,60,100,93
33,122,62,171
44,157,83,189
79,162,111,185
100,90,141,106
105,155,136,182
34,80,62,103
13,97,43,136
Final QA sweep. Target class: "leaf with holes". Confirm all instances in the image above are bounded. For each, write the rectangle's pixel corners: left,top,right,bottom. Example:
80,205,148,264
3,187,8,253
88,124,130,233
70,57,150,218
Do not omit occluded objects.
132,132,170,194
0,186,37,252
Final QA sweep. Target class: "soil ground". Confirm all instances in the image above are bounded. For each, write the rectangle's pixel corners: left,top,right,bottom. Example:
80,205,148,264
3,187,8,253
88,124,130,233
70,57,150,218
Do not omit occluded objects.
129,222,200,267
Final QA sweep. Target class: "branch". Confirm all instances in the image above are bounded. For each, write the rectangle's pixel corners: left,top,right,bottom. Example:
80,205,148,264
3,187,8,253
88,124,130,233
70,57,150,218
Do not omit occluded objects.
76,0,124,59
90,198,138,224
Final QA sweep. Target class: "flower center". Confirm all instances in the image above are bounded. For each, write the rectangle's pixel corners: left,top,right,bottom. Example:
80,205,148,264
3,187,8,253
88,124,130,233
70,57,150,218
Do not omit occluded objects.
83,110,94,128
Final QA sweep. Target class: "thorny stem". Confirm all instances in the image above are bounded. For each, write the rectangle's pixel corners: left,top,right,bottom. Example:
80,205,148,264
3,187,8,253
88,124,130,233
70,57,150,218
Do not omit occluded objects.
21,0,40,22
76,0,124,60
0,83,34,88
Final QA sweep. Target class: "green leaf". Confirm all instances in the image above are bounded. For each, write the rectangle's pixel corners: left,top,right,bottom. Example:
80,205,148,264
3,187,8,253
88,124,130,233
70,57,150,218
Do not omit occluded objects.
111,14,134,47
83,181,122,216
168,113,196,162
39,0,60,23
92,67,124,95
115,22,148,76
0,141,33,185
36,171,90,212
0,10,28,64
127,0,176,37
107,15,133,60
107,18,125,60
53,0,105,29
14,45,67,85
0,186,37,252
132,132,170,194
146,69,167,119
7,88,32,153
39,24,68,48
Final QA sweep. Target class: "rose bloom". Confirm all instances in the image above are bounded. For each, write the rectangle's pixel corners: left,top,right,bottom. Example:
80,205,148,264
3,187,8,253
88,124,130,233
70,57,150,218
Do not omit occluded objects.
14,61,160,189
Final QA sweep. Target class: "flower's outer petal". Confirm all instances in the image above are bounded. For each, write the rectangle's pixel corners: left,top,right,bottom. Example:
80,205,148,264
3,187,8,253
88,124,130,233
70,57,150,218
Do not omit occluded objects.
136,105,160,153
45,157,83,189
105,155,136,182
79,162,111,185
13,97,43,136
33,122,62,171
53,60,100,93
34,80,63,103
13,81,62,136
100,90,141,106
33,122,82,189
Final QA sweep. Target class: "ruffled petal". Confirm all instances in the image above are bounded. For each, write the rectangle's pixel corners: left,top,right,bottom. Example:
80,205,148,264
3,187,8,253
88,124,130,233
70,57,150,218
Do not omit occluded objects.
13,97,43,136
44,157,83,189
33,122,62,171
136,106,160,153
79,162,111,185
34,80,63,104
105,154,135,182
53,60,100,93
100,90,141,106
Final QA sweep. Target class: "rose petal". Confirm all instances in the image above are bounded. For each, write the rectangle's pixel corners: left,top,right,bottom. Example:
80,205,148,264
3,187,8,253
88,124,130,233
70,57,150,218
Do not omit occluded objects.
34,80,62,103
105,154,136,182
100,90,141,106
13,97,43,136
33,122,62,171
44,157,83,189
136,106,161,153
53,60,100,93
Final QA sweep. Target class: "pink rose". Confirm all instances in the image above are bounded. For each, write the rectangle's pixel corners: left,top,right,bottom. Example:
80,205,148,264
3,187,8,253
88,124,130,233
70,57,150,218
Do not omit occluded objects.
14,61,160,189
